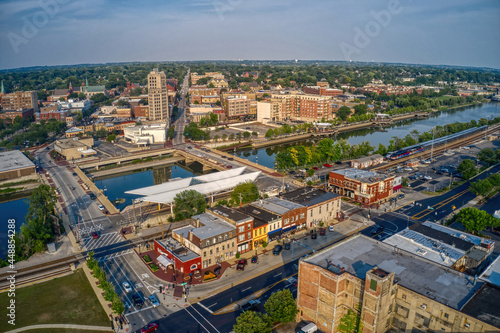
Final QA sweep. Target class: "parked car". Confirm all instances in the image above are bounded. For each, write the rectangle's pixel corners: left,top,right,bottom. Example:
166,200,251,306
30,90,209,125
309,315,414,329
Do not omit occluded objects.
251,256,258,264
228,157,234,161
89,193,96,200
72,172,77,176
148,294,160,308
323,163,332,168
370,225,385,236
311,233,317,239
397,193,405,199
319,228,326,236
312,167,319,170
236,259,248,271
221,155,227,158
91,231,99,239
240,299,261,313
423,175,432,180
329,225,335,232
187,146,192,149
132,293,144,306
141,322,159,333
122,282,133,292
404,167,414,171
98,204,105,210
226,165,233,169
408,175,417,180
284,242,291,250
273,245,283,255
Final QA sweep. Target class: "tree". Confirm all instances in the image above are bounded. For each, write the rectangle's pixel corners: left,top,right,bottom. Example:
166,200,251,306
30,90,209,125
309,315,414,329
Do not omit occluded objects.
243,132,251,139
96,128,108,139
264,289,298,324
337,306,363,333
222,133,228,141
231,182,259,206
470,179,493,197
337,106,351,121
454,207,499,234
173,190,207,221
353,104,368,115
168,126,175,140
112,295,125,315
457,159,477,180
78,92,86,99
265,129,274,139
59,97,66,102
117,99,129,107
478,148,500,167
68,92,79,99
233,311,272,333
106,134,116,142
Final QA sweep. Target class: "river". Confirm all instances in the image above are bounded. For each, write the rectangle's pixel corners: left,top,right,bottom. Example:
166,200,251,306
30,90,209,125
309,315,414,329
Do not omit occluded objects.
232,103,500,169
0,198,30,259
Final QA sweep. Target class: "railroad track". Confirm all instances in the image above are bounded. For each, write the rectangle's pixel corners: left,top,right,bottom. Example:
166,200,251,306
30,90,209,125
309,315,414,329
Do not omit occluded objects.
372,124,500,171
0,231,166,291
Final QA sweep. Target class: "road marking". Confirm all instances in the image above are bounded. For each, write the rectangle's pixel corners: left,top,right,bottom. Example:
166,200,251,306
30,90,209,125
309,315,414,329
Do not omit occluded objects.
184,307,211,333
274,273,282,278
141,273,149,279
125,304,154,316
242,287,251,292
207,303,217,308
191,305,220,333
198,302,214,314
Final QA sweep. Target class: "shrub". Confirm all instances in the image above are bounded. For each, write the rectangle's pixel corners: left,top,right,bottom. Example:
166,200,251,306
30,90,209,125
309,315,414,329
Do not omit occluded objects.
235,252,240,259
149,263,159,272
143,255,152,263
203,271,217,282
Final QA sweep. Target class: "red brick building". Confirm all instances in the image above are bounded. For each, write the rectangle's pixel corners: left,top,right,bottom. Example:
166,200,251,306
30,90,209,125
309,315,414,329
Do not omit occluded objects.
35,109,69,123
210,206,254,254
303,86,343,97
154,239,201,274
329,168,395,206
0,108,34,122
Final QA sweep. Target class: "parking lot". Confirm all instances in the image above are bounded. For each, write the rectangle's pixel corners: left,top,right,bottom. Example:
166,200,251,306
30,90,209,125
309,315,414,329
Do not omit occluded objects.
230,122,274,136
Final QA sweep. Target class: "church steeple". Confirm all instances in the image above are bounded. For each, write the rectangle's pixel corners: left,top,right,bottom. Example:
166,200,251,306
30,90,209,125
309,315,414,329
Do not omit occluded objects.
86,78,89,87
69,81,73,93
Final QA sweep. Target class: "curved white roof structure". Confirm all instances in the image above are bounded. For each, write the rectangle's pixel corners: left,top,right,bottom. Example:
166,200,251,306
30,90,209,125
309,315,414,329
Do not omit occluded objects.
125,167,260,204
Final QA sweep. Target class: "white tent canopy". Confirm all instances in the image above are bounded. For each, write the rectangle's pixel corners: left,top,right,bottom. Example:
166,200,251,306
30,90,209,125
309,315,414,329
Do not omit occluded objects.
157,255,174,267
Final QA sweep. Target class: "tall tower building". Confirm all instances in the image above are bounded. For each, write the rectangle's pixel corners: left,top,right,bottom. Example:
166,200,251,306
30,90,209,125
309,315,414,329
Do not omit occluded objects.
147,69,169,124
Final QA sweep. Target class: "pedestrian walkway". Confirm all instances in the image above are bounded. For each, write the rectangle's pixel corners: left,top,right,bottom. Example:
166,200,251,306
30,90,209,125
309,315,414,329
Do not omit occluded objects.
5,324,112,333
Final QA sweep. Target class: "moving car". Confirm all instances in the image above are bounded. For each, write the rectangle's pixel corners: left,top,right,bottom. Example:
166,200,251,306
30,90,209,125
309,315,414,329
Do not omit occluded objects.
240,299,261,313
323,163,332,167
397,193,405,199
226,165,233,169
236,259,248,271
273,245,283,255
89,193,96,200
221,155,227,158
91,231,99,239
311,233,317,239
251,256,258,263
228,157,234,161
319,228,326,236
284,242,291,250
141,322,159,333
132,293,144,306
312,167,319,170
329,225,335,232
98,204,105,210
122,282,133,293
370,225,385,236
148,294,160,308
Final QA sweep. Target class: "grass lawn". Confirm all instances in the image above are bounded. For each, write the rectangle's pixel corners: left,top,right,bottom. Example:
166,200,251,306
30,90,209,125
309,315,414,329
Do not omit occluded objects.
24,329,110,333
0,269,109,332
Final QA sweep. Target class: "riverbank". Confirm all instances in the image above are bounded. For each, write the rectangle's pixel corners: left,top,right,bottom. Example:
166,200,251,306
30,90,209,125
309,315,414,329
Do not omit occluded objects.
91,156,183,178
0,181,39,203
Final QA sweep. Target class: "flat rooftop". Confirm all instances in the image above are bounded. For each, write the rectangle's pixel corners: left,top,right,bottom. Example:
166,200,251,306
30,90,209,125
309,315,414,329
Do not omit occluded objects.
156,238,199,263
330,168,391,182
238,204,280,224
281,187,340,207
409,223,474,252
479,255,500,287
303,235,483,310
187,212,236,240
211,206,252,224
0,150,35,172
55,139,88,150
461,283,500,328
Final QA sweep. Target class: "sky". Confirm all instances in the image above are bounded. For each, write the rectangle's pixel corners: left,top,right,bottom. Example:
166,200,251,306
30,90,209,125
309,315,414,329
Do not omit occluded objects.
0,0,499,70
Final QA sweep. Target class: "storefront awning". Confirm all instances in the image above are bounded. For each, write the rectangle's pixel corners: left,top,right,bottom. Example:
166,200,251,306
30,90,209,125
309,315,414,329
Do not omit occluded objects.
157,255,174,267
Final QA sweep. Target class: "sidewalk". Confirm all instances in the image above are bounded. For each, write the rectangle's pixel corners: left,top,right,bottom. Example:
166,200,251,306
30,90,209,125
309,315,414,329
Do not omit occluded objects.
6,323,112,333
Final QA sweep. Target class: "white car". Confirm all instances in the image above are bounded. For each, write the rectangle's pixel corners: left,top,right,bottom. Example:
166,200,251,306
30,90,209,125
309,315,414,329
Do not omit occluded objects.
423,175,432,180
98,204,105,210
122,282,133,293
329,225,335,232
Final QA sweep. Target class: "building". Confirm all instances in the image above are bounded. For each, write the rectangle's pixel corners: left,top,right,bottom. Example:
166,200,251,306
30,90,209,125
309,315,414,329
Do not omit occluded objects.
35,109,69,123
210,206,254,254
350,154,384,169
0,108,34,122
80,82,108,99
208,78,229,88
237,204,280,248
0,91,38,113
188,104,214,123
281,187,341,229
133,104,149,118
329,168,395,206
171,212,236,269
0,150,36,181
148,69,169,123
384,222,494,274
65,127,85,138
191,72,225,85
154,238,201,275
123,123,167,145
296,234,500,333
257,101,272,123
224,95,251,119
53,137,96,160
257,197,306,236
303,85,343,97
116,107,133,118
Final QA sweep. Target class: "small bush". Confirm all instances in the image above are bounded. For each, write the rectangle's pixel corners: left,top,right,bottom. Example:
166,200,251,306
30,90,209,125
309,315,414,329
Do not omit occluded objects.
203,271,217,282
235,252,240,259
143,255,152,263
149,263,159,272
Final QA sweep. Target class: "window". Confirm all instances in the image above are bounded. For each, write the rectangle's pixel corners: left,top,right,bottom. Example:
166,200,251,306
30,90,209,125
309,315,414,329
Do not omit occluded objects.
208,259,211,265
222,245,225,251
300,213,305,219
310,210,313,217
248,224,251,230
216,247,219,253
206,240,210,246
218,236,222,242
213,237,216,244
232,242,234,248
210,249,213,255
370,279,377,291
190,264,197,270
224,234,228,240
444,313,449,320
291,217,294,222
238,226,245,233
229,232,232,238
248,232,251,239
319,207,321,214
203,251,206,257
238,234,245,242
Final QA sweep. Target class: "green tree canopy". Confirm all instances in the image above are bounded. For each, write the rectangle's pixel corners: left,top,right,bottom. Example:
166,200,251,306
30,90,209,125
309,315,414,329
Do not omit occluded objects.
231,182,260,206
458,159,477,180
454,207,499,234
233,311,272,333
337,307,363,333
173,190,207,221
337,106,351,121
353,104,368,115
470,179,493,197
264,289,298,324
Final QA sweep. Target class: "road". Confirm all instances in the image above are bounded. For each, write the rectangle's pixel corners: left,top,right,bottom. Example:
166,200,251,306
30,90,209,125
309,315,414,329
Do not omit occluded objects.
173,69,190,147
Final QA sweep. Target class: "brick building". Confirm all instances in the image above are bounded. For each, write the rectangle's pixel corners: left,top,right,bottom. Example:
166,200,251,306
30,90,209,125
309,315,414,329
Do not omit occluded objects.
303,85,343,97
0,91,39,113
35,109,69,123
297,234,500,333
0,150,36,181
0,108,34,122
210,206,254,254
154,238,201,275
329,168,394,206
224,95,251,119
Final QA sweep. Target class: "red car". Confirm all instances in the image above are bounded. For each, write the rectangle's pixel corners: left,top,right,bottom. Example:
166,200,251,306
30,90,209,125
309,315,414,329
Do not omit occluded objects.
323,163,332,167
319,228,326,236
236,259,248,271
312,167,319,170
141,322,159,333
91,231,99,239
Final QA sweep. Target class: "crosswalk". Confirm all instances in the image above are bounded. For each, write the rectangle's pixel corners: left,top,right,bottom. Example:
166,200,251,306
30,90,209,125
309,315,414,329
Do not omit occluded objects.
98,249,135,262
82,231,123,250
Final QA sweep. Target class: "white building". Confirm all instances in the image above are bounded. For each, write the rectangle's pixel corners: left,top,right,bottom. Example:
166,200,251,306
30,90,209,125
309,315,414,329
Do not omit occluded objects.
123,123,167,145
257,101,271,124
58,99,91,111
